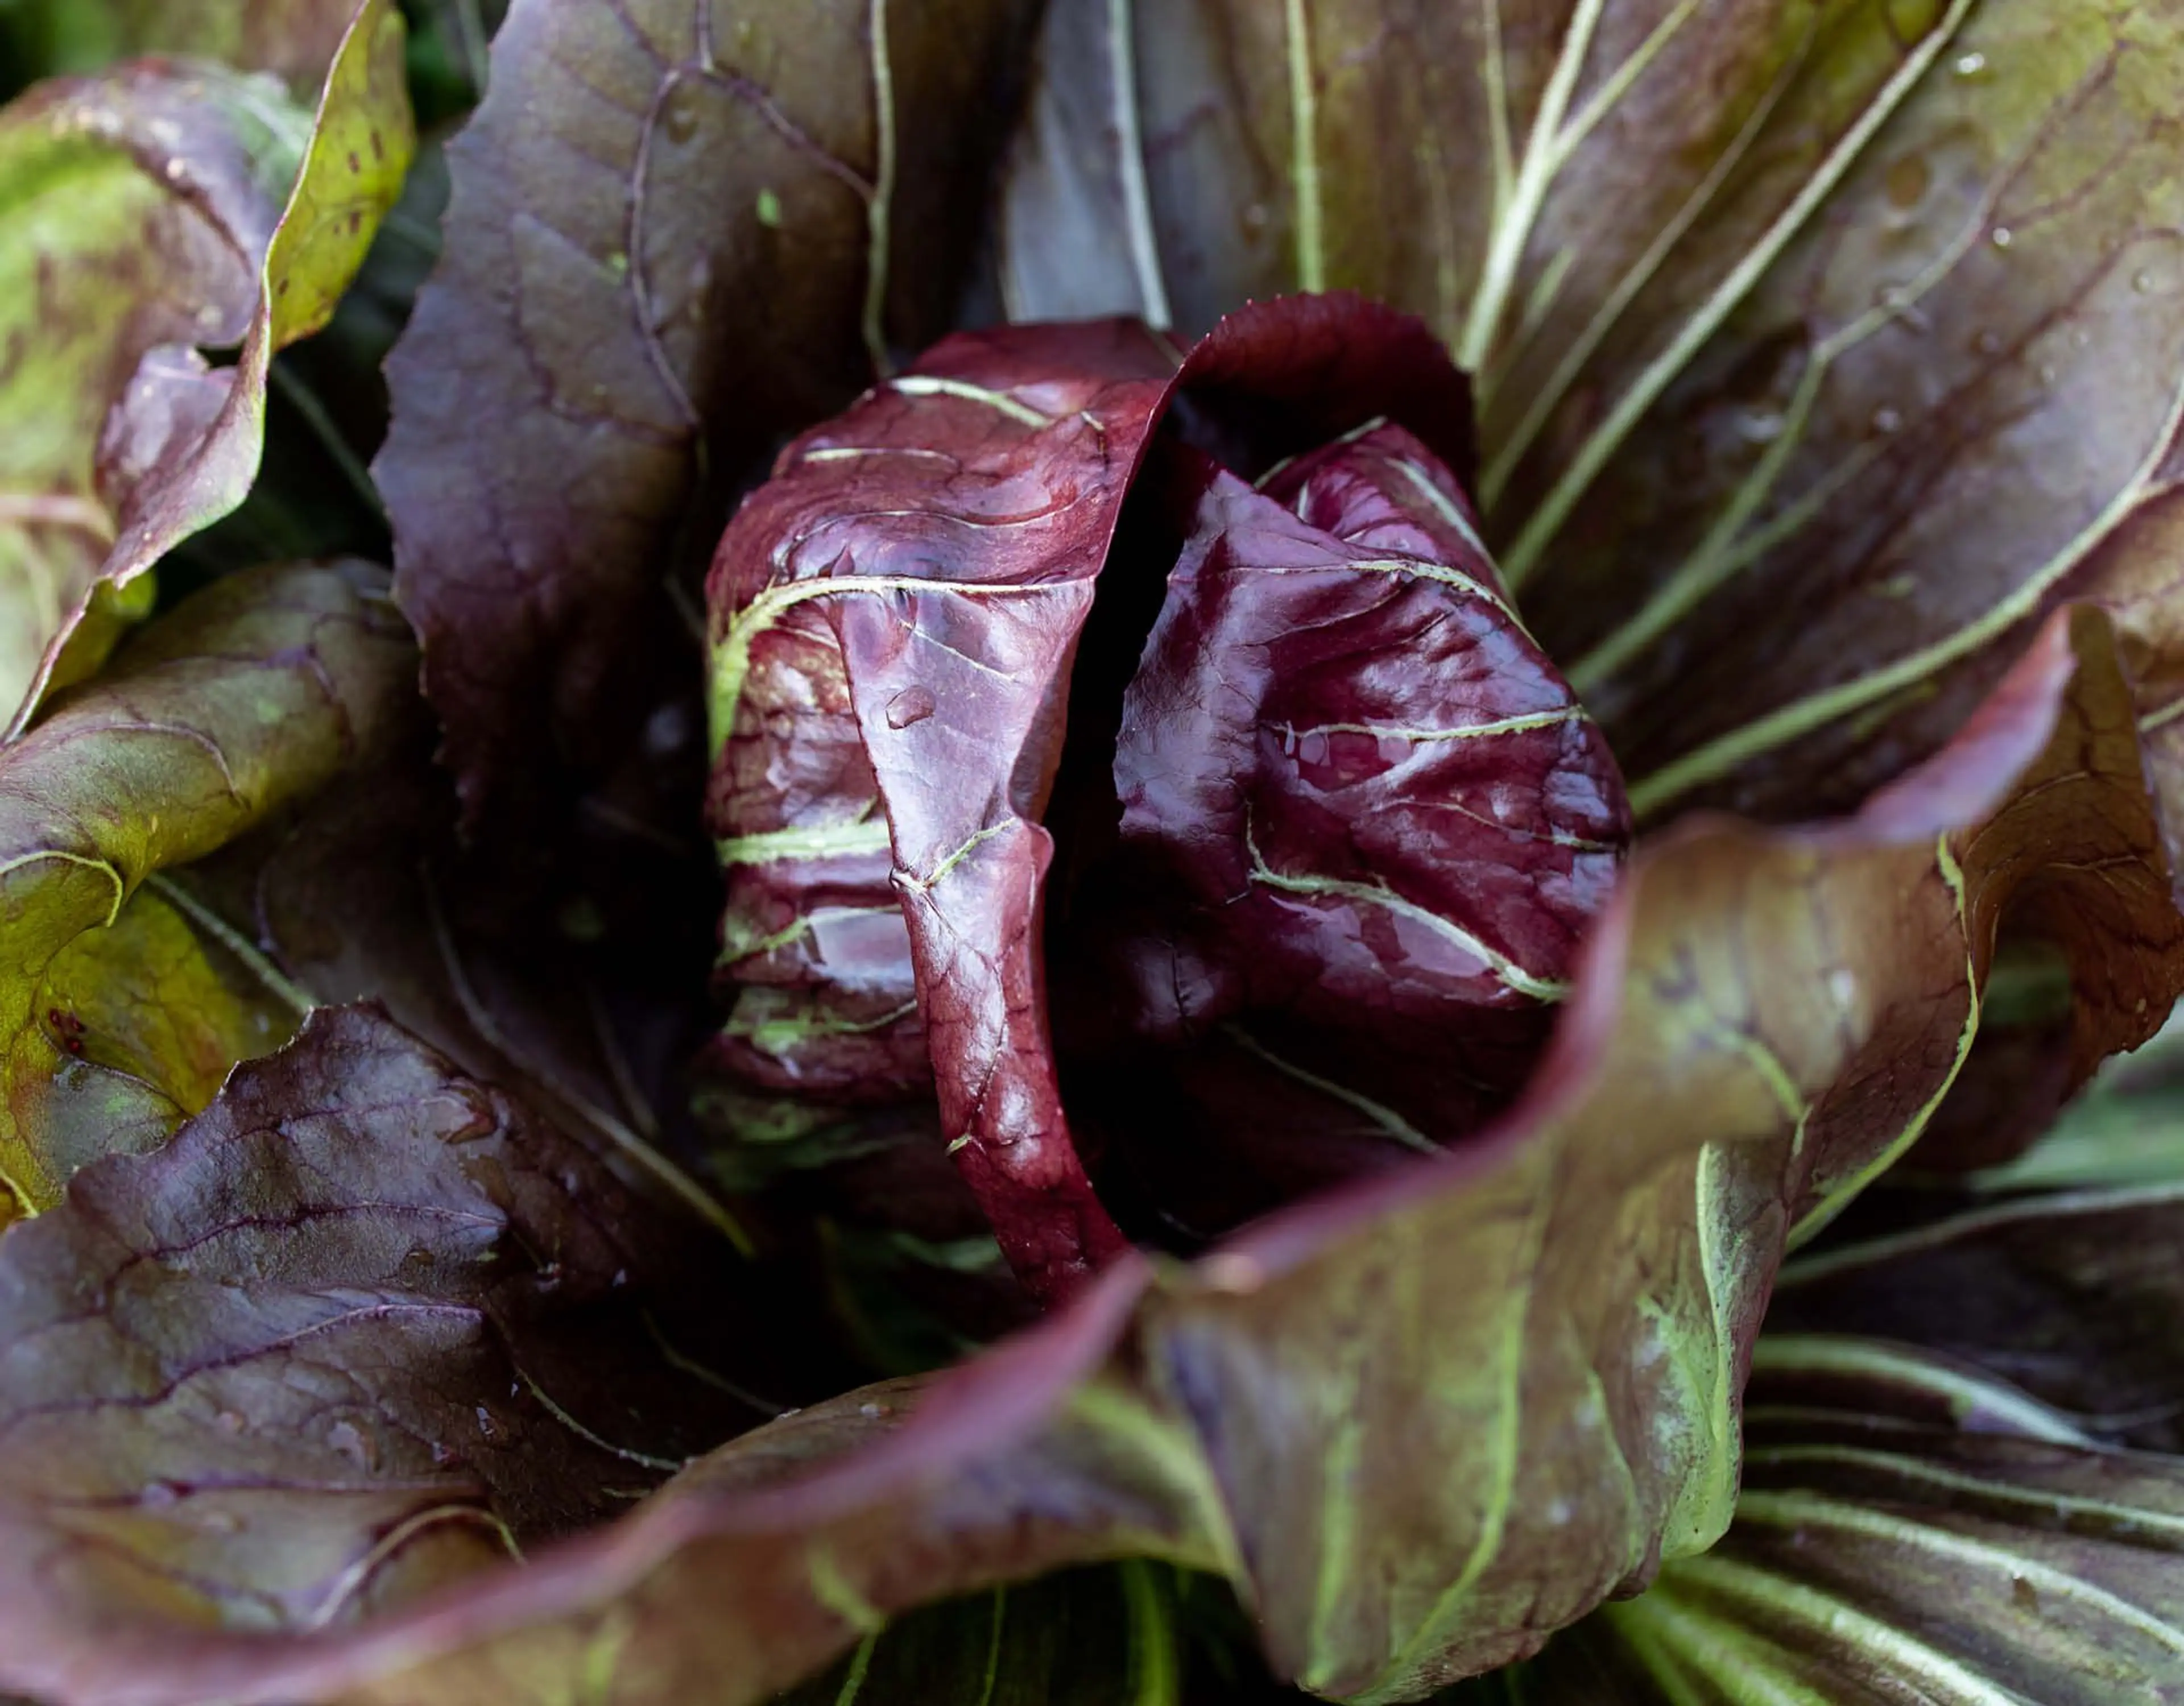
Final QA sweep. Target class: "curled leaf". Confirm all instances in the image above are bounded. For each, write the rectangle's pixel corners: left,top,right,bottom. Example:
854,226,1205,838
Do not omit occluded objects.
0,0,413,730
0,59,292,718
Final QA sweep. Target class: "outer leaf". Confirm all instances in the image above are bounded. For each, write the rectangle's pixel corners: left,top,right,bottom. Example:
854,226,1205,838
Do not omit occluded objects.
3,0,413,730
1503,1191,2184,1703
376,0,1037,840
999,0,2184,840
0,59,292,719
13,603,2167,1703
0,1003,761,1706
0,558,412,1211
0,533,747,1255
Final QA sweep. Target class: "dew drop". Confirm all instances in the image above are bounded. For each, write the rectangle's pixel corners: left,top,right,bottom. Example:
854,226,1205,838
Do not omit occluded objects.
1989,226,2013,250
2135,268,2159,295
1869,406,1904,435
886,685,936,729
328,1419,378,1470
2038,362,2058,386
1953,51,1988,77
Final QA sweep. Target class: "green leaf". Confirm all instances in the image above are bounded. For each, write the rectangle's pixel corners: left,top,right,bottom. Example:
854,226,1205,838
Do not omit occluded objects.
999,0,2184,838
0,559,413,1213
0,58,297,722
375,0,1041,842
0,0,413,729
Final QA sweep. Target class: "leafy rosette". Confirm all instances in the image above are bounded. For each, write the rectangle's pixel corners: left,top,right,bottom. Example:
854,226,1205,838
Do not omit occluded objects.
0,1,2182,1704
704,295,1629,1297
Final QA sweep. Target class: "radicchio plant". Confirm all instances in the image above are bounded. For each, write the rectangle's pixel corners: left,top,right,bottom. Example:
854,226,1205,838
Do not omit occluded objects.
705,298,1628,1297
0,1,2179,1704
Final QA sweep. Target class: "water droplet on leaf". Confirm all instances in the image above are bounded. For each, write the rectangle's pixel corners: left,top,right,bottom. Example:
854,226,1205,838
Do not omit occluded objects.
328,1419,378,1469
1989,226,2013,250
886,685,936,728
